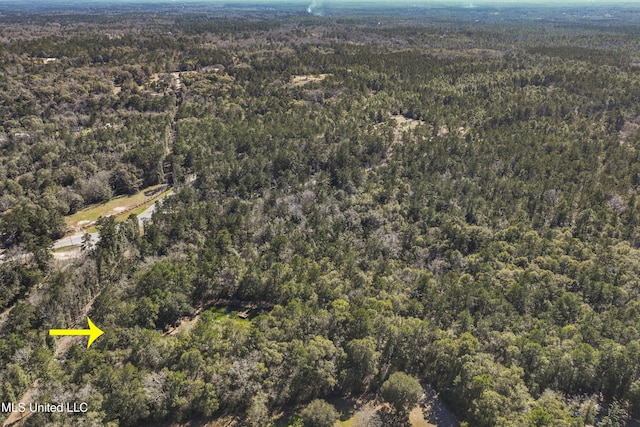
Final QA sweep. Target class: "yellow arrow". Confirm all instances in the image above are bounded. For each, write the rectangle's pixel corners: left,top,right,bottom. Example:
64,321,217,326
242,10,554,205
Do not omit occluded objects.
49,317,104,348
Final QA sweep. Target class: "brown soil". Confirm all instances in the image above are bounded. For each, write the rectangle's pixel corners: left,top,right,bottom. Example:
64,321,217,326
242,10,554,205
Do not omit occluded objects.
291,73,330,86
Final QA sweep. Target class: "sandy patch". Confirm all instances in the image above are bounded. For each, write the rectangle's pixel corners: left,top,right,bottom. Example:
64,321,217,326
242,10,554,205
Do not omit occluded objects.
620,115,640,145
2,380,39,426
390,115,422,127
390,115,424,137
170,72,181,90
53,248,81,261
337,386,458,427
165,315,200,336
291,73,330,86
410,406,436,427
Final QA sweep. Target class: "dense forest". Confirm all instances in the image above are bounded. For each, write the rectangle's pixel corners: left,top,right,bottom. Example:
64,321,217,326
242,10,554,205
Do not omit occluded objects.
2,5,640,426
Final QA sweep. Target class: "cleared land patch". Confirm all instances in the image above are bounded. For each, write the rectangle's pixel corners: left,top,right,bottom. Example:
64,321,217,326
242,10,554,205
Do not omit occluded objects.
64,184,171,235
291,73,331,86
390,114,424,138
336,388,458,427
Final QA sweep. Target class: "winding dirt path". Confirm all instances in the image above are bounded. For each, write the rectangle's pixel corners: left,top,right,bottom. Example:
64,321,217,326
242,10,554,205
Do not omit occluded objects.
2,380,39,427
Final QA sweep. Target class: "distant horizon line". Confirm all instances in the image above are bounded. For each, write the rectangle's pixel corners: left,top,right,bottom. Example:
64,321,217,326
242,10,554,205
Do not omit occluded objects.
0,0,639,5
1,0,640,17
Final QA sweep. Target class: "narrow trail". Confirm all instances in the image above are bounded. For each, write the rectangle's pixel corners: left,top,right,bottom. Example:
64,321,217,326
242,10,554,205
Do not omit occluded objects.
53,294,102,358
162,72,182,182
2,380,39,427
1,293,101,427
166,129,176,155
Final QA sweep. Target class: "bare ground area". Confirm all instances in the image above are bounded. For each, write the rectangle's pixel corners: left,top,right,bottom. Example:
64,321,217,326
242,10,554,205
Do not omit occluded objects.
165,315,200,337
290,73,331,86
64,184,170,236
52,247,82,261
389,114,425,145
2,380,39,427
390,114,423,132
198,387,459,427
328,386,458,427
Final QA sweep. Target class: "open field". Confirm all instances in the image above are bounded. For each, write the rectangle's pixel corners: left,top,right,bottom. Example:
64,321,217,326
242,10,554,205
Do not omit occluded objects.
64,185,171,235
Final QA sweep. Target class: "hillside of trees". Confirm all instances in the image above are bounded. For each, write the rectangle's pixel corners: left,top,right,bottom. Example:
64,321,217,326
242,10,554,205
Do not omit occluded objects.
2,6,640,426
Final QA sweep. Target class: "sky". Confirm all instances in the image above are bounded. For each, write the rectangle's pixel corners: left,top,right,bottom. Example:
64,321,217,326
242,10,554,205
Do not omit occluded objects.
0,0,636,4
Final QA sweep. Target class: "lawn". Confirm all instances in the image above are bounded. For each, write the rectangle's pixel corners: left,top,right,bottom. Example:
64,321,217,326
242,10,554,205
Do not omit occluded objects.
64,185,171,234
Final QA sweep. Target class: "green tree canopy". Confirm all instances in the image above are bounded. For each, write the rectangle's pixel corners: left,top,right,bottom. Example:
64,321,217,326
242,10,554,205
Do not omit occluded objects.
300,399,340,427
380,372,422,418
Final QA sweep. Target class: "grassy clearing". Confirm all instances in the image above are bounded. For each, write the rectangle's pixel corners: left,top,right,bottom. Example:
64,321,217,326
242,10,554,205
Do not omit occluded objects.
52,245,79,253
209,307,253,324
208,307,232,320
166,306,252,337
64,185,171,234
114,188,172,221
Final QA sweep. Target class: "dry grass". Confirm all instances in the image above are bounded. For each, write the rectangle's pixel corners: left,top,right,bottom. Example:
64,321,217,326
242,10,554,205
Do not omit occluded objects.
390,115,423,137
337,388,457,427
64,185,171,235
409,407,437,427
291,73,331,86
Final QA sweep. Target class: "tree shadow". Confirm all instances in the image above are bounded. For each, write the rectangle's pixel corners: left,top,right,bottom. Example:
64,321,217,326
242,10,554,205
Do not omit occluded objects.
378,406,411,427
423,385,460,427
